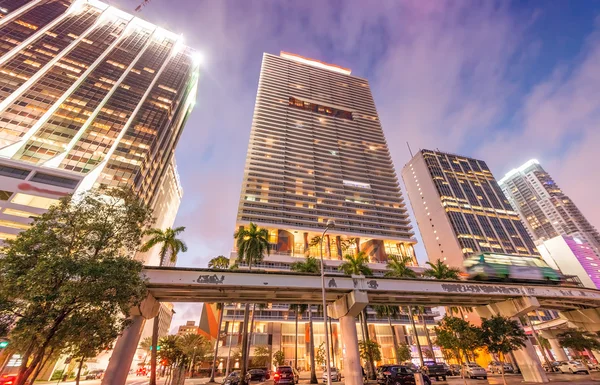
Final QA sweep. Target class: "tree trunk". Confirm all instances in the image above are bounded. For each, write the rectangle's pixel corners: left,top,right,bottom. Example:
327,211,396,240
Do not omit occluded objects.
209,304,225,382
246,304,256,370
408,307,424,366
239,303,251,385
28,348,54,385
150,315,160,385
500,358,507,385
388,316,400,363
329,316,336,368
360,309,376,380
294,309,299,369
420,312,435,361
75,358,85,385
308,305,317,384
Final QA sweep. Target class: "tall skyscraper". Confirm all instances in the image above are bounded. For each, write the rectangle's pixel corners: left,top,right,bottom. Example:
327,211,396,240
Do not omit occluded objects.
401,150,539,268
222,52,436,369
0,0,199,242
498,159,600,256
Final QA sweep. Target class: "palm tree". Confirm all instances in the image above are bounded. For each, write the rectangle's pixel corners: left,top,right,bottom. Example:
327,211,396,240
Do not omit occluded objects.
422,259,461,280
373,306,400,362
338,251,373,276
414,306,435,362
142,227,187,385
384,255,416,278
179,334,209,376
291,257,320,384
139,336,153,365
233,223,271,385
208,255,230,269
338,252,376,379
207,256,230,382
406,306,424,366
289,304,308,370
141,226,188,265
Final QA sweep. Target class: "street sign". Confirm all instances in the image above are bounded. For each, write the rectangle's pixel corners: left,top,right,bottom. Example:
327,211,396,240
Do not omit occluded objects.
150,345,161,351
0,341,8,349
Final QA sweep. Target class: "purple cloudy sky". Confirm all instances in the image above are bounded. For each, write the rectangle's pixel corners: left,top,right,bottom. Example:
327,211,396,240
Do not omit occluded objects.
110,0,600,329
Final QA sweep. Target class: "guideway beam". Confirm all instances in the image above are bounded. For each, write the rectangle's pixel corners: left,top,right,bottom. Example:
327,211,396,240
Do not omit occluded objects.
328,290,368,385
101,294,160,385
475,297,548,383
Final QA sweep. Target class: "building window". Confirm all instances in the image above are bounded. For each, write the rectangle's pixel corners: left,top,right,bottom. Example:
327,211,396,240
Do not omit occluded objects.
30,172,79,189
0,165,30,180
288,97,353,120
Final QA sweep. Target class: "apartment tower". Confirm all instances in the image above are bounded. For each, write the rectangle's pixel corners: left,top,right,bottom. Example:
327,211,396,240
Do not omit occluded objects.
0,0,199,247
222,52,436,370
498,159,600,255
401,150,540,268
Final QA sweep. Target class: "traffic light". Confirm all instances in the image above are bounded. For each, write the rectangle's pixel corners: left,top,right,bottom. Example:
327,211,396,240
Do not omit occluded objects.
0,341,8,349
150,345,161,351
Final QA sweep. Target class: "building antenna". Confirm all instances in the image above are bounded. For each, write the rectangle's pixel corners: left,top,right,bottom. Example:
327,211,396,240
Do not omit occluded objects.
406,142,414,157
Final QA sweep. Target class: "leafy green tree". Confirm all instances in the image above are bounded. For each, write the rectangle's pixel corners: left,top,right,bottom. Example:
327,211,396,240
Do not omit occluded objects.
290,257,319,384
557,329,600,353
481,316,528,385
0,188,152,385
434,316,483,365
359,340,382,363
316,342,326,368
395,343,412,363
252,346,271,367
339,251,373,276
273,350,285,367
208,255,230,269
179,333,210,375
423,259,461,280
384,255,416,278
141,226,188,265
233,223,271,384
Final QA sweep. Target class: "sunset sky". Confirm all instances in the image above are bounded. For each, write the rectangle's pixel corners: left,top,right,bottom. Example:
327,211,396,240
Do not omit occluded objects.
110,0,600,329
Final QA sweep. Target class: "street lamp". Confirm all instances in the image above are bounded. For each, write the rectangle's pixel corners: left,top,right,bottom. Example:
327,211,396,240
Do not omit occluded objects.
319,219,335,385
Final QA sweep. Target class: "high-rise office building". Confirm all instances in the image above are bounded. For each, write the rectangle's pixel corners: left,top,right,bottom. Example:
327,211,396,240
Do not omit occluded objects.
0,0,199,242
221,52,438,370
498,159,600,256
401,150,539,268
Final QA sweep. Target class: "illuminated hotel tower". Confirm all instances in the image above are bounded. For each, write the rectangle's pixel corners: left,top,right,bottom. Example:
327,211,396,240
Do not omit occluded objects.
0,0,199,244
401,150,540,268
220,52,435,369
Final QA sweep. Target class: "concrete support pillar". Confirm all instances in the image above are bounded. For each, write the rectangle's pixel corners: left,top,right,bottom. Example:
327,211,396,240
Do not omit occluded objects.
102,315,146,385
591,350,600,363
328,290,368,385
475,297,548,383
102,294,160,385
340,315,362,385
548,338,567,361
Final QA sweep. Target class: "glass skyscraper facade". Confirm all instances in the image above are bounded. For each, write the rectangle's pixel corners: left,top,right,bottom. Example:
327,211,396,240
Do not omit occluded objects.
0,0,199,242
402,150,539,268
498,159,600,257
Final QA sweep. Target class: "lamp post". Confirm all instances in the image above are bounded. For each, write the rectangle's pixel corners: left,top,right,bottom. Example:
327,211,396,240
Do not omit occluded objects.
320,219,335,385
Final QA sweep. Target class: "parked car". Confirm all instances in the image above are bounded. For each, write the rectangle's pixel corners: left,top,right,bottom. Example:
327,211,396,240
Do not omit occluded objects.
420,361,447,381
274,366,298,385
376,365,431,385
85,369,104,380
246,369,269,382
542,361,560,372
587,362,600,371
322,367,342,382
224,371,242,385
487,361,514,374
557,360,590,374
448,364,462,376
0,374,16,385
463,363,487,379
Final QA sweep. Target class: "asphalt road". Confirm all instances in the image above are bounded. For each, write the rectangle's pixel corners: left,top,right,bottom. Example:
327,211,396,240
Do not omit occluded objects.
34,371,600,385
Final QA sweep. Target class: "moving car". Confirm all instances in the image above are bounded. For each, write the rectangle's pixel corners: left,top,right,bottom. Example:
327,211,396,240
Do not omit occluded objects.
487,361,514,374
322,367,342,382
84,369,104,380
376,365,431,385
224,371,241,385
420,361,447,381
557,360,590,374
463,363,487,379
273,366,298,385
246,369,269,382
0,374,16,385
